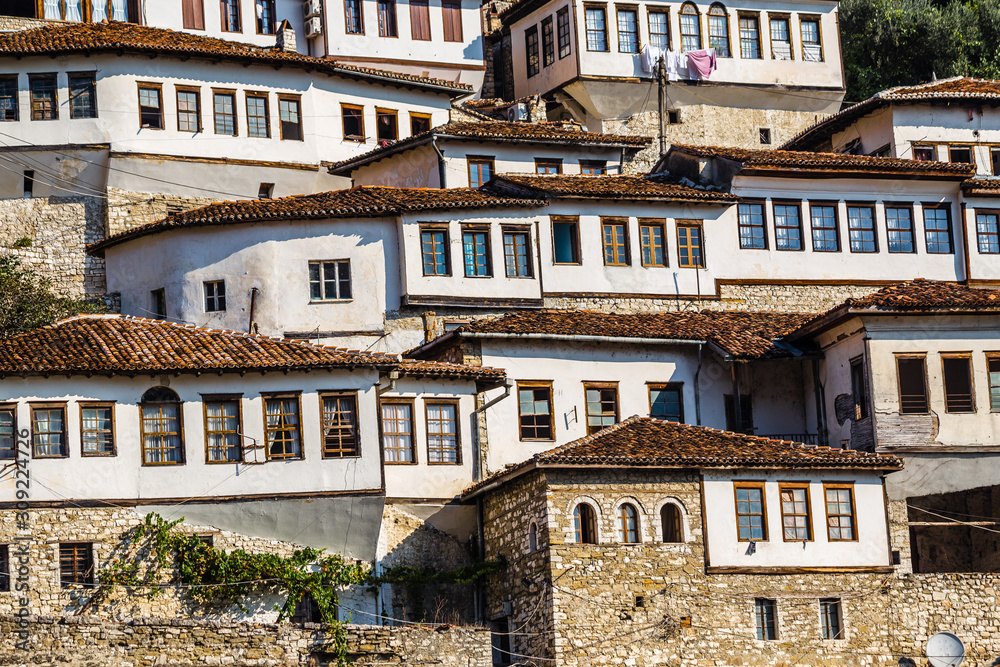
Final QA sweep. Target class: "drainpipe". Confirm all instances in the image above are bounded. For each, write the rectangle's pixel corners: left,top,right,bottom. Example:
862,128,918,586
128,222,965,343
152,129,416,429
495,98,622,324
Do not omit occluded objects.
377,370,400,395
247,287,259,335
471,378,514,481
694,342,704,426
431,137,447,188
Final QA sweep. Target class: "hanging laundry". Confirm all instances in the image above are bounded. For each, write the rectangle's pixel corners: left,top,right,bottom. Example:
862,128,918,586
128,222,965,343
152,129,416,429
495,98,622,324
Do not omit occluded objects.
686,48,717,80
666,50,682,81
641,44,667,75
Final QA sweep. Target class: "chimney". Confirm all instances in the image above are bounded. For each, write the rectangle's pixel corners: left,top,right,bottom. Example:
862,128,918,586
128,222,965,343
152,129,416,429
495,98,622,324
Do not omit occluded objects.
276,19,297,52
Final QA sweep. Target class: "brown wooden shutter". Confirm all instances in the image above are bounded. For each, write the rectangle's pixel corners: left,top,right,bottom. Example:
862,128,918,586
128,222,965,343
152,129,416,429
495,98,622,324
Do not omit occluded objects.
182,0,205,29
442,0,461,41
127,0,142,23
410,0,431,40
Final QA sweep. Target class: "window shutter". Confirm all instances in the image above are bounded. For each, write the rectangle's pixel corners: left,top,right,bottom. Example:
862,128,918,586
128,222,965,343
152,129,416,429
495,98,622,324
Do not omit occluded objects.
410,0,431,40
442,0,462,42
183,0,206,29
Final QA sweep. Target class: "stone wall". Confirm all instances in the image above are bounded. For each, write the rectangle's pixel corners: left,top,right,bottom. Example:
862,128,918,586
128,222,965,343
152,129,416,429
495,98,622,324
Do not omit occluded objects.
0,615,491,667
106,188,219,237
0,15,49,31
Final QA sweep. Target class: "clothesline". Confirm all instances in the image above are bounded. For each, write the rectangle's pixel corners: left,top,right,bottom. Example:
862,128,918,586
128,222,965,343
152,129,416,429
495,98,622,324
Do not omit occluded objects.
640,44,718,81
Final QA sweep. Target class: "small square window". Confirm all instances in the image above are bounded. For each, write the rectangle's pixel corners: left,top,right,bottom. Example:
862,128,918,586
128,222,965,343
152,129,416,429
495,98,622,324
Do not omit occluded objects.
32,405,67,458
667,109,680,124
204,280,227,312
309,260,352,301
754,598,777,640
59,543,94,588
376,108,398,143
258,182,275,199
342,104,365,141
759,128,771,145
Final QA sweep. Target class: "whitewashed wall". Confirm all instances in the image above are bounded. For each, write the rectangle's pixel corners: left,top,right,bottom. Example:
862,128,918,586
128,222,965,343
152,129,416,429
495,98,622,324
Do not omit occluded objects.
143,0,306,50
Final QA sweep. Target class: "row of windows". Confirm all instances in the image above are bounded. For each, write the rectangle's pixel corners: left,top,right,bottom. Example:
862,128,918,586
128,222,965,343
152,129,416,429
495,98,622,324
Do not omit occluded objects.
754,597,844,641
737,200,956,255
343,0,463,42
524,7,573,78
41,0,139,24
344,106,432,143
580,3,823,62
0,73,97,122
894,353,1000,415
181,0,278,35
734,482,857,543
567,501,685,544
466,156,607,188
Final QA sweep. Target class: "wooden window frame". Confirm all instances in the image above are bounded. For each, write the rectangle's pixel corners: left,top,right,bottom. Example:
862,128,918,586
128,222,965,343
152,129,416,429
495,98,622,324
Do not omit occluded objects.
212,88,238,137
583,381,620,435
885,203,916,254
706,3,731,57
601,216,630,266
136,82,163,130
617,502,640,543
378,0,398,37
948,145,976,168
846,203,878,253
850,355,870,420
517,381,555,441
820,598,844,640
381,399,417,464
139,393,185,466
768,12,793,60
738,200,768,250
551,215,582,265
461,225,493,278
375,107,398,143
468,155,495,188
79,401,116,457
895,353,929,414
0,403,16,462
31,403,68,459
68,71,97,120
798,14,823,61
277,94,303,142
29,73,58,122
647,7,671,50
541,15,555,67
59,542,94,588
771,200,803,251
639,218,667,267
420,224,451,277
220,0,242,32
245,91,271,139
737,11,762,60
755,598,778,640
175,85,202,133
341,103,365,142
204,279,226,312
557,6,573,58
734,481,767,542
572,502,598,544
910,143,937,161
502,226,534,278
616,4,640,54
661,503,683,542
183,0,207,30
987,353,1000,412
0,544,8,592
425,399,461,465
580,159,607,175
823,483,858,542
202,394,244,464
344,0,365,34
584,3,609,52
409,112,432,135
941,353,975,414
319,391,361,459
778,483,812,542
922,203,954,255
809,202,840,252
975,208,1000,254
256,0,277,34
535,158,563,174
647,382,683,422
261,392,303,461
676,220,704,268
678,2,702,51
524,19,538,73
0,75,18,122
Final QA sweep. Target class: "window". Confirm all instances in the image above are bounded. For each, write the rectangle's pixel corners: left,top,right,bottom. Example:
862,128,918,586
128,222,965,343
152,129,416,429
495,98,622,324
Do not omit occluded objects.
706,4,730,56
32,405,67,458
897,356,929,414
150,288,166,319
758,127,771,145
345,0,364,33
518,383,554,440
204,280,226,312
342,104,364,141
617,504,639,543
725,394,753,433
421,227,450,276
810,204,839,252
0,77,17,121
679,3,701,51
177,88,201,132
426,402,459,464
321,393,359,458
584,383,619,434
977,211,1000,253
850,356,869,420
0,406,15,461
535,158,562,174
27,74,55,122
22,171,33,199
677,221,704,268
800,16,822,61
738,13,761,59
602,218,629,265
80,403,114,456
204,398,242,463
992,148,1000,176
820,599,843,640
779,485,811,541
769,15,792,59
213,91,237,136
912,145,935,162
410,0,431,40
137,83,163,129
528,523,538,551
924,205,953,254
376,108,398,143
221,0,242,31
526,26,540,78
552,217,581,264
661,504,682,542
824,485,856,540
580,160,607,175
378,0,398,36
410,112,432,135
0,545,8,592
989,357,1000,412
246,93,270,138
735,484,766,541
949,146,973,165
649,383,682,421
755,599,777,640
442,0,463,41
263,394,302,460
140,387,183,465
585,5,609,51
59,543,94,588
183,0,206,29
617,6,638,53
468,157,494,188
291,592,323,624
639,219,665,266
847,205,877,253
942,355,974,413
738,202,767,249
279,96,303,141
68,73,96,119
542,16,555,67
503,229,533,277
258,183,274,199
257,0,276,33
648,9,670,50
772,202,802,250
558,6,572,57
886,206,914,253
463,228,491,277
572,503,598,543
381,402,414,463
309,260,352,301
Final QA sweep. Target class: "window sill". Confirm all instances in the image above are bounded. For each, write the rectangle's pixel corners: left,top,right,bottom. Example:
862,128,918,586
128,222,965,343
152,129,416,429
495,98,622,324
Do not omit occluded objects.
309,299,353,304
322,454,362,460
81,453,117,458
463,275,494,279
385,461,418,465
640,263,668,268
427,461,462,466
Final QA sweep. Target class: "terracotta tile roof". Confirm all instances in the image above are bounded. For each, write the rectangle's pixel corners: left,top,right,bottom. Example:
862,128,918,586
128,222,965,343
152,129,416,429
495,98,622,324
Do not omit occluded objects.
669,144,975,178
961,178,1000,196
326,121,651,174
781,77,1000,150
464,416,902,496
0,315,505,381
88,186,544,255
488,174,737,203
0,21,470,93
438,309,813,360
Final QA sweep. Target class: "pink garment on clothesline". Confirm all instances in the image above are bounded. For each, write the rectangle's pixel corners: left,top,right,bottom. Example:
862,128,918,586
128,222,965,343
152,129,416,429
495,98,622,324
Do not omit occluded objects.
686,49,717,79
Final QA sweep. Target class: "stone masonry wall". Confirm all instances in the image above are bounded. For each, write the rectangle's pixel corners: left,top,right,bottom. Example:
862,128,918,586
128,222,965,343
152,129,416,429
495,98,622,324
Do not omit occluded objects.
106,188,219,237
0,615,491,667
0,16,49,31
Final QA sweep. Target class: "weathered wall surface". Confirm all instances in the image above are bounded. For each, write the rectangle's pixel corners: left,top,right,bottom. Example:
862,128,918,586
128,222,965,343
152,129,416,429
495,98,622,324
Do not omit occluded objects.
0,615,491,667
106,188,220,237
0,16,49,30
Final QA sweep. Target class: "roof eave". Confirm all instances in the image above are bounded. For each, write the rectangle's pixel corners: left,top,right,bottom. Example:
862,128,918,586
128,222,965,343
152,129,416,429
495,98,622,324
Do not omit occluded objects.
740,166,973,180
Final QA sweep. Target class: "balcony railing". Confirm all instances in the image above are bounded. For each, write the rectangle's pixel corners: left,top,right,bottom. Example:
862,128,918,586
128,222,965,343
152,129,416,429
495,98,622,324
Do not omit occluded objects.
759,433,820,445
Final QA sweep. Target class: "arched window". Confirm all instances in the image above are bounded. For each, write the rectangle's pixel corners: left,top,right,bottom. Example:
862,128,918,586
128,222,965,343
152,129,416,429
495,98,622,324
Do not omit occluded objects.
528,522,538,552
707,4,731,57
661,503,683,542
679,3,702,52
617,504,640,543
140,387,184,465
572,503,598,544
